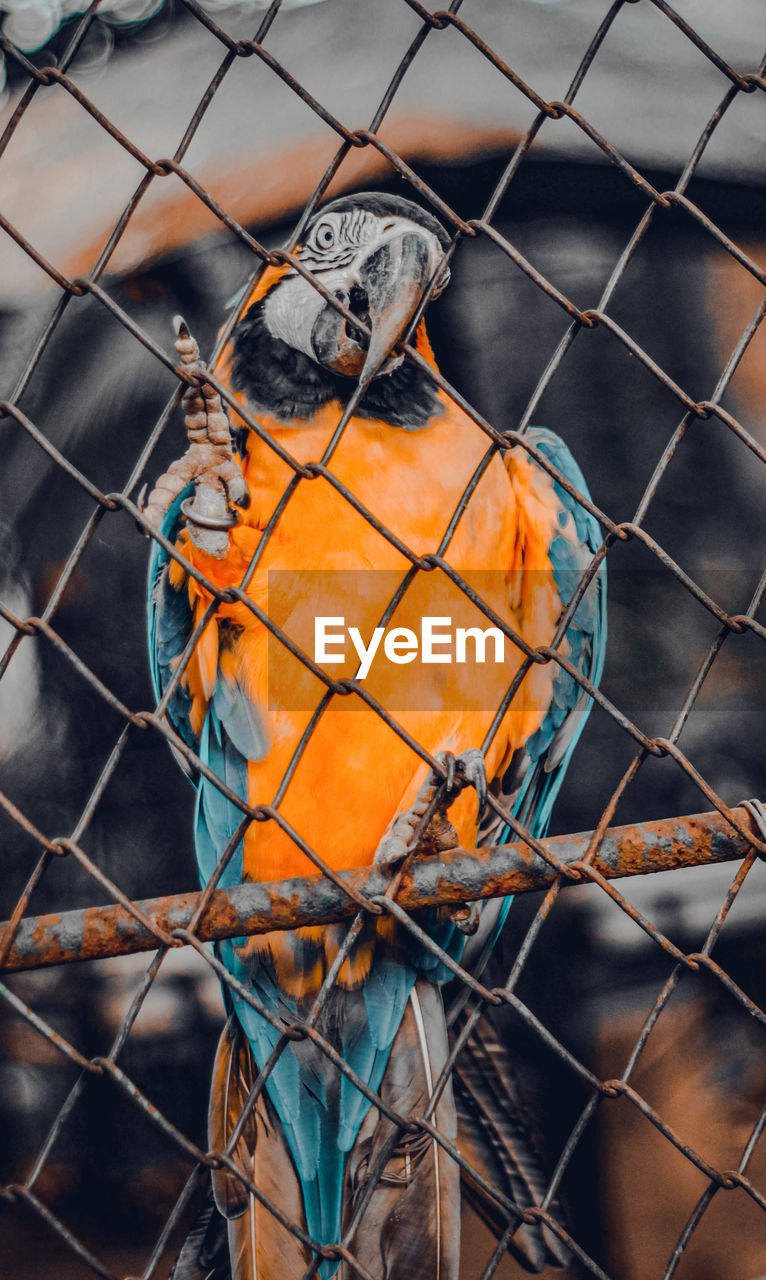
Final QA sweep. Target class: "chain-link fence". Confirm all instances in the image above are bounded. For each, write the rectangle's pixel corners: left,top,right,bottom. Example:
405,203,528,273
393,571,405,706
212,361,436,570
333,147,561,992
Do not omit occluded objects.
1,2,766,1278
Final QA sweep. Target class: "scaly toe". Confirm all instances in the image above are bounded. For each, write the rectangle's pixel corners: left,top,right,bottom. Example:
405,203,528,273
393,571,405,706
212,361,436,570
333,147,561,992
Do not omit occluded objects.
446,900,481,935
455,748,488,815
372,830,411,876
435,750,456,794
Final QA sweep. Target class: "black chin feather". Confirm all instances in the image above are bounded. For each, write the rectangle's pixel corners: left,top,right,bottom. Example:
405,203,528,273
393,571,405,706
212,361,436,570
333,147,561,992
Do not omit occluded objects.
231,298,444,431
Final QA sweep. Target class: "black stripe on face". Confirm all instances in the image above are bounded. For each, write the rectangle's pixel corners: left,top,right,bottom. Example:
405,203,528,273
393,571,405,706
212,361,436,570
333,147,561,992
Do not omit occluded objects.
298,245,357,272
311,192,451,251
298,210,377,272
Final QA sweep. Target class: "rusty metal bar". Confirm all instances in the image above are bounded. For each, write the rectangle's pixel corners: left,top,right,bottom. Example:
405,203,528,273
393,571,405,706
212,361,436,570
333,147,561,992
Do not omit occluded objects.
1,808,755,973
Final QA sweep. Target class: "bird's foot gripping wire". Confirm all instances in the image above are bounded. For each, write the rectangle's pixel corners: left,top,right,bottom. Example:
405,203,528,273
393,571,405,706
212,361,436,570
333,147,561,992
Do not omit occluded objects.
140,317,248,557
373,748,487,935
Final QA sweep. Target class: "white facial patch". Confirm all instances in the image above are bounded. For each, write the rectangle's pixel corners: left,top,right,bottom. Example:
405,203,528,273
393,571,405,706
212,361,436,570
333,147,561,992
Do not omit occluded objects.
263,267,359,359
299,209,378,272
263,213,449,360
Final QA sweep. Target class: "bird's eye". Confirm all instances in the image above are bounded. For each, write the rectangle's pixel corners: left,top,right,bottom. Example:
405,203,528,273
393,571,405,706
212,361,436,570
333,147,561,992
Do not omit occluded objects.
314,222,335,250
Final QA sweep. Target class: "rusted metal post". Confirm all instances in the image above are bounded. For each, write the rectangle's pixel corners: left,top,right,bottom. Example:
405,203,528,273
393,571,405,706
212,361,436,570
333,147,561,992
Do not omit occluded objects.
0,807,756,973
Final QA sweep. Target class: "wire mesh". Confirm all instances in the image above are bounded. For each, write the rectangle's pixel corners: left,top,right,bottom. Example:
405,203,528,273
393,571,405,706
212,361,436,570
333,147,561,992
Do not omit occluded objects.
1,2,765,1278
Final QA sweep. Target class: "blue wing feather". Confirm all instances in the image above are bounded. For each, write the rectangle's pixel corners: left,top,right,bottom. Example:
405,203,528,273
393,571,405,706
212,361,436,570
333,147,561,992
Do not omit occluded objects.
147,427,605,1274
146,485,197,755
521,427,607,834
458,428,607,993
147,492,392,1273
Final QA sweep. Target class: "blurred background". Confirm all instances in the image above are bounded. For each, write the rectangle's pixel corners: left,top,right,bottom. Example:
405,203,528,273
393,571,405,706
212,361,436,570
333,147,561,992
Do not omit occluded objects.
1,1,766,1277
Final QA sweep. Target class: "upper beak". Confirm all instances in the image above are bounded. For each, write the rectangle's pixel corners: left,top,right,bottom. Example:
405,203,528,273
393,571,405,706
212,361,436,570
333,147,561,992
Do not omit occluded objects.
311,229,443,383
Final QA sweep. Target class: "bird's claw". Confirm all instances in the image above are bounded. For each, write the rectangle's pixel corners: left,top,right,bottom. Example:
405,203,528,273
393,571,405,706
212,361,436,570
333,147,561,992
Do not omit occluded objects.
372,748,489,876
441,750,456,794
434,747,488,817
141,317,247,557
460,747,489,815
372,828,412,878
373,765,462,875
446,900,481,935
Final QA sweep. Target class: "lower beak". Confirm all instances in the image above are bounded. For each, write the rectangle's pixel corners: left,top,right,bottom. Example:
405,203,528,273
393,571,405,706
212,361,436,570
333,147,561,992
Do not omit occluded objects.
311,230,437,383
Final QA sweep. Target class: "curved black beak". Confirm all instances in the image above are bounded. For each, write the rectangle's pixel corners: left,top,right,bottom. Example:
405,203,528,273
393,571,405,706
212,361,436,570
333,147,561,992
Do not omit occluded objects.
311,229,441,384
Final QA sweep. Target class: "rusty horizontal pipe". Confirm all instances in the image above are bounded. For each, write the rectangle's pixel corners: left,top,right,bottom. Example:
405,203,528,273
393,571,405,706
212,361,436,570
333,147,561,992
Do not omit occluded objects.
0,808,757,973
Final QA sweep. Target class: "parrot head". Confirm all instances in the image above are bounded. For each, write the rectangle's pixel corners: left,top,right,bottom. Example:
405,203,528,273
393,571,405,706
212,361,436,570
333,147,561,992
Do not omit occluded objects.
231,193,451,427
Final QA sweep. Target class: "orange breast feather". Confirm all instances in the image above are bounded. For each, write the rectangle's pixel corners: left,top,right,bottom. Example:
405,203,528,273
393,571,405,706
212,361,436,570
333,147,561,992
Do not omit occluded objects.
174,298,563,990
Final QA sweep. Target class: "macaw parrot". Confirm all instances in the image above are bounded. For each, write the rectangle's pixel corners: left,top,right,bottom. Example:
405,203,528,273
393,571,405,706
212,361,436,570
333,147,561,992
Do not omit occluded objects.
145,192,606,1279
